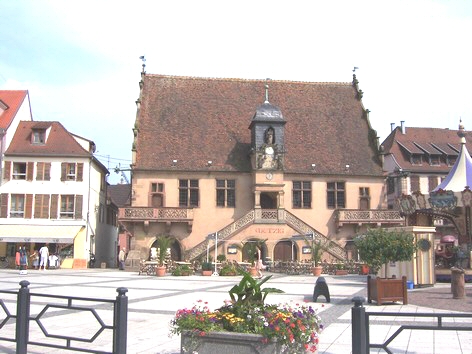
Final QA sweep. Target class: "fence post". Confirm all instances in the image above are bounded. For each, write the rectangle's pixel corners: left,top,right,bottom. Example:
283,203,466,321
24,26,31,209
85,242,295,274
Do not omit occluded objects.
113,287,128,354
16,280,30,354
351,296,367,354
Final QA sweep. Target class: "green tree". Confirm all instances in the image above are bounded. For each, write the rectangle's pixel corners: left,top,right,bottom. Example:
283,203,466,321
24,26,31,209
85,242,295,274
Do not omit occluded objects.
354,228,417,276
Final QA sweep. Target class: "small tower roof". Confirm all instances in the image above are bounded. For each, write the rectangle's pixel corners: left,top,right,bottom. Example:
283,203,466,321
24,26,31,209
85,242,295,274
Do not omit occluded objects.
433,121,472,192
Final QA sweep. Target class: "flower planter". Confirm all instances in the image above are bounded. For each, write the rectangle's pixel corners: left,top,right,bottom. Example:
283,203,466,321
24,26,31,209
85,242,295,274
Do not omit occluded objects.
335,269,348,275
181,331,317,354
367,275,408,305
181,331,280,354
201,270,213,276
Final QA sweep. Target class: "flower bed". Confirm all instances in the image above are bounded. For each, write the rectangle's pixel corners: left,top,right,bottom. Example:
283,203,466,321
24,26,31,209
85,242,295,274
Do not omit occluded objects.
170,271,322,353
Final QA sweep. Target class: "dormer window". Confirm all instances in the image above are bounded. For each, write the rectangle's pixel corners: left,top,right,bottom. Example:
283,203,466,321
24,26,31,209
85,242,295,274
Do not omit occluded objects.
411,154,422,165
429,155,440,166
32,130,46,144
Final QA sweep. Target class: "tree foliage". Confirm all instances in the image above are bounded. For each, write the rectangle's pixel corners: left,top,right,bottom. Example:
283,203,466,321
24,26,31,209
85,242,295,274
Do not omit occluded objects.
354,228,417,275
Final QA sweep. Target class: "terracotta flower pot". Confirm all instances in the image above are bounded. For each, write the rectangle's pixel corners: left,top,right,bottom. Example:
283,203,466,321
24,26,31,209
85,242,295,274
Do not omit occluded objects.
312,266,323,276
155,266,166,276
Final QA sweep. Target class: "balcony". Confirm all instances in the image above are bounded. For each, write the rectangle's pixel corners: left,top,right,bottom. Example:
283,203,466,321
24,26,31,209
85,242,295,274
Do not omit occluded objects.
336,209,404,230
118,207,194,233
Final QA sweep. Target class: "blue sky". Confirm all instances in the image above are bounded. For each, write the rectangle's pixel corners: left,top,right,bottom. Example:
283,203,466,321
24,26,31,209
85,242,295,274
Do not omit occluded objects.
1,0,472,184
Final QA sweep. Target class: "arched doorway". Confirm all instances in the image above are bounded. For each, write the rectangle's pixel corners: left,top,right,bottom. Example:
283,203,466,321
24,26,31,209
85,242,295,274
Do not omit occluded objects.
274,240,298,261
241,238,267,263
150,237,181,261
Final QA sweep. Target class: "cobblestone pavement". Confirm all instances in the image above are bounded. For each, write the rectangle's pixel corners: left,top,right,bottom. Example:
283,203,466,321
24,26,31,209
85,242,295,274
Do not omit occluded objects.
407,282,472,312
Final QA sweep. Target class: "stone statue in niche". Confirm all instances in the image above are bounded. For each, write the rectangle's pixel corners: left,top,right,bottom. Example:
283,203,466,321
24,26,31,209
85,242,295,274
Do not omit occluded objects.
265,127,275,145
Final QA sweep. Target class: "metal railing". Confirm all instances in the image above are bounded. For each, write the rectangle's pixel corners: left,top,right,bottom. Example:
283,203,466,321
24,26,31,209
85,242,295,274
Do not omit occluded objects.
0,280,128,354
351,296,472,354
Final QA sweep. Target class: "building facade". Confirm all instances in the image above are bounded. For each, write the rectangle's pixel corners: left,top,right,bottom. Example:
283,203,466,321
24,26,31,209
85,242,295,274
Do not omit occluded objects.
0,121,118,268
121,72,403,267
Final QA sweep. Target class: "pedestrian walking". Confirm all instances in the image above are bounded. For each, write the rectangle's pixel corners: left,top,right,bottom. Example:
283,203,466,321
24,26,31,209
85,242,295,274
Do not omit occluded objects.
19,247,28,275
39,244,49,270
119,248,126,270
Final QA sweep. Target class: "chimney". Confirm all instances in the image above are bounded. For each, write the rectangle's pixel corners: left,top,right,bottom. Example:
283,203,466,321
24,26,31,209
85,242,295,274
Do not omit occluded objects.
400,121,406,134
390,123,395,132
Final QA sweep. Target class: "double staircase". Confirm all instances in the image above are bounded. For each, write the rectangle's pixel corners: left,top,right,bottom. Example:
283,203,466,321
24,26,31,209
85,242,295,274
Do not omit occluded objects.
185,209,346,261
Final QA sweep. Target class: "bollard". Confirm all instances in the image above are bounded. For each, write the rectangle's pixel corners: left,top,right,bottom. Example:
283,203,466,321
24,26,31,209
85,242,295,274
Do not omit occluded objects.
351,296,367,354
16,280,30,354
451,267,465,299
313,276,330,303
113,287,128,354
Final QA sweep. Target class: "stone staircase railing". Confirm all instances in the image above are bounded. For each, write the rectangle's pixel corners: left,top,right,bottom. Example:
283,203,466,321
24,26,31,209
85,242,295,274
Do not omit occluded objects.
185,209,346,261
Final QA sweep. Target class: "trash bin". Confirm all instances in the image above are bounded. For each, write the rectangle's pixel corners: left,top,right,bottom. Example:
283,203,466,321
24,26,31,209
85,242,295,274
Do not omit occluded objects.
406,281,414,290
451,267,465,299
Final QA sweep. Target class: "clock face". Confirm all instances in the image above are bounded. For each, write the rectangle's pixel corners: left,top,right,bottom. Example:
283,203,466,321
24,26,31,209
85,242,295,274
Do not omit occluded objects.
265,146,274,155
266,172,273,180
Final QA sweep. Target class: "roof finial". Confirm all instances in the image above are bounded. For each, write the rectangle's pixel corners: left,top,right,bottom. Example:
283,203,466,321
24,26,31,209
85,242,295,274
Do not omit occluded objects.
264,78,270,103
458,118,466,144
139,55,146,74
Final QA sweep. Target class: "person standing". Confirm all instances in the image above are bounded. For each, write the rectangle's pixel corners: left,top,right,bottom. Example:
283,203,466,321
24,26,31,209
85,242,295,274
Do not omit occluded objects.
254,247,264,278
39,244,49,270
118,248,126,270
19,247,28,274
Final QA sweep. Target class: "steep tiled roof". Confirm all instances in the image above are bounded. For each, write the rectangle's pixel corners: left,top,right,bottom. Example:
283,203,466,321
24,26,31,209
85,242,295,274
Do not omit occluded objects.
135,75,382,176
381,126,471,173
0,90,29,130
5,121,91,157
108,184,131,207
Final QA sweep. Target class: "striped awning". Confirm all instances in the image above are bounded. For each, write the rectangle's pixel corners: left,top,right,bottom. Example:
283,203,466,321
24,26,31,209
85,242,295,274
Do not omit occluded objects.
0,225,84,243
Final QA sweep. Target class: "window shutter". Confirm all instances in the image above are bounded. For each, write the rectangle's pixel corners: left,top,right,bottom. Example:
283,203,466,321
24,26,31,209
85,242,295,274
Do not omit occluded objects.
44,163,51,181
0,194,9,217
3,161,11,181
25,194,33,218
77,163,84,181
61,163,67,181
36,162,44,180
74,195,83,219
34,194,50,219
50,194,58,219
26,162,34,181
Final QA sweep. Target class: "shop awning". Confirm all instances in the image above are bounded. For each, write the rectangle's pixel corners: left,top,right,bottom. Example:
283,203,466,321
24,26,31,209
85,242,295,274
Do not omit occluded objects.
0,225,84,243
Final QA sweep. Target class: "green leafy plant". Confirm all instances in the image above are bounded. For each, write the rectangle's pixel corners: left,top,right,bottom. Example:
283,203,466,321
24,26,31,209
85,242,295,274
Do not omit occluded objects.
170,270,322,353
305,236,330,267
354,228,417,276
201,261,213,271
242,239,267,266
156,235,174,267
172,264,192,276
218,262,238,276
217,254,226,262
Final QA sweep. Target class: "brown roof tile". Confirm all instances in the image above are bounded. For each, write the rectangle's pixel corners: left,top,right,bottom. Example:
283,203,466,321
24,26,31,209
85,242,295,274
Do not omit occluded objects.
135,75,383,176
381,126,471,173
5,121,91,157
0,90,29,130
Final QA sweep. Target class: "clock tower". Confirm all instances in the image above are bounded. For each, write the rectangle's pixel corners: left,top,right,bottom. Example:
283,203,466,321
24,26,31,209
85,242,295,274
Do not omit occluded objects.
248,83,286,209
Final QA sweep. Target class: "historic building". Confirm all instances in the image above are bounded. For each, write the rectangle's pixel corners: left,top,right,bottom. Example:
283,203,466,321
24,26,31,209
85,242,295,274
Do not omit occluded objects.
0,121,118,268
121,71,403,267
381,121,472,237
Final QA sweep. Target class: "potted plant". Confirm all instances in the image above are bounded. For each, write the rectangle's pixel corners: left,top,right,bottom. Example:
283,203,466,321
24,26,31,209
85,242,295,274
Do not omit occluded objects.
172,264,192,276
242,239,267,277
218,262,238,276
201,261,213,276
334,263,348,276
354,228,417,304
170,270,322,353
155,235,174,276
305,236,329,276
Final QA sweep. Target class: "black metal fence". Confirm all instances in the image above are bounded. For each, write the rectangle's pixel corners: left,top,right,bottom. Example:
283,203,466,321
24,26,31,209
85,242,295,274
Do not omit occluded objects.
351,296,472,354
0,280,128,354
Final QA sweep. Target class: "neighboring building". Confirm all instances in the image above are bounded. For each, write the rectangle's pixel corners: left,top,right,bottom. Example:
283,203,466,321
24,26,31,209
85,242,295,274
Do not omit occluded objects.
380,121,472,236
108,183,132,256
0,90,33,184
0,121,118,268
121,72,403,268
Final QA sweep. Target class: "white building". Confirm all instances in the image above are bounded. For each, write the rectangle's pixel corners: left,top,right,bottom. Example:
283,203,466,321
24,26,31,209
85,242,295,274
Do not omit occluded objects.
0,120,118,268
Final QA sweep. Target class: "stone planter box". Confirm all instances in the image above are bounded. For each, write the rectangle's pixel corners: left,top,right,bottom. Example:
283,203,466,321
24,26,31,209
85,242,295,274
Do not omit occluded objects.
335,269,348,275
181,331,280,354
367,275,408,305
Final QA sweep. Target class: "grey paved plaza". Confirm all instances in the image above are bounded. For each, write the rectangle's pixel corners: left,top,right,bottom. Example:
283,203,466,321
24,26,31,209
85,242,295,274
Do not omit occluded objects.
0,268,471,353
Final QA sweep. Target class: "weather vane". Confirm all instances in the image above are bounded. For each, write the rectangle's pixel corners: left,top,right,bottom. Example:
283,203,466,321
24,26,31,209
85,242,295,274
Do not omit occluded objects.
353,67,359,73
139,55,146,73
